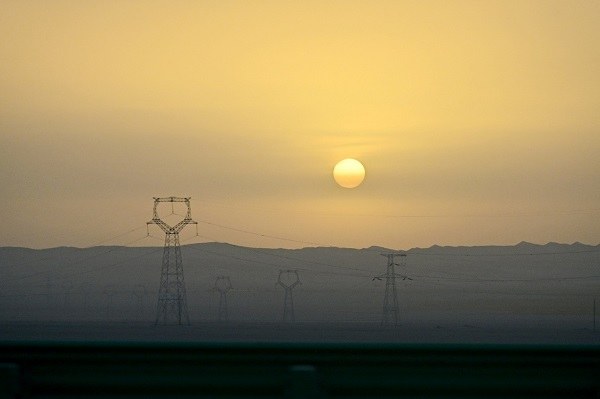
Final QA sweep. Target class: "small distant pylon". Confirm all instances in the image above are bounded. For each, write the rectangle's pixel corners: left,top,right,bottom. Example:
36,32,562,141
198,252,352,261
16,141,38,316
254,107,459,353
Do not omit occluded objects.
277,270,301,322
374,253,411,327
147,197,197,326
214,276,232,322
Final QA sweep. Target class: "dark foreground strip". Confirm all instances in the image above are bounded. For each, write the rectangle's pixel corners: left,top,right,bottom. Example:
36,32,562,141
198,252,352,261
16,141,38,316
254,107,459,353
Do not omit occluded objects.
0,342,598,398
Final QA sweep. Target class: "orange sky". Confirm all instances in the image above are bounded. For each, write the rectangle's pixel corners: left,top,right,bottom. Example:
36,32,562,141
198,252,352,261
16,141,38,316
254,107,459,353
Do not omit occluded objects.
1,1,599,249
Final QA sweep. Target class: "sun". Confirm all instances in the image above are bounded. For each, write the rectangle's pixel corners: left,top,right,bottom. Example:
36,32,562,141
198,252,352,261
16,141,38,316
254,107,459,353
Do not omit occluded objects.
333,159,366,188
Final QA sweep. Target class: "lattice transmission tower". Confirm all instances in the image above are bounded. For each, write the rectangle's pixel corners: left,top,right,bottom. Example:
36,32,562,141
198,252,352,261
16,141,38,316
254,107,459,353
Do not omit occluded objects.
147,196,197,325
277,269,301,322
214,276,232,322
374,253,411,327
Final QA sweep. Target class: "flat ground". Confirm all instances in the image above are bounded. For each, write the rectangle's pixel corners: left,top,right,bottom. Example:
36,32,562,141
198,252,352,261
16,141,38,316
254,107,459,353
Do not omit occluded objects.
1,320,598,345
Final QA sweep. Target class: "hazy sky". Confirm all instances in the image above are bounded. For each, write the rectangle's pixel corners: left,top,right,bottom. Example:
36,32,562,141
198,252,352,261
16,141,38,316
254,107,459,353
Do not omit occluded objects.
1,1,599,249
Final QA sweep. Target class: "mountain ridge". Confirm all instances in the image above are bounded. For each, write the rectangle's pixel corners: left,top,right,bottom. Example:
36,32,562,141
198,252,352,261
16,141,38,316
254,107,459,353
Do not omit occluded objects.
0,240,597,323
2,241,598,252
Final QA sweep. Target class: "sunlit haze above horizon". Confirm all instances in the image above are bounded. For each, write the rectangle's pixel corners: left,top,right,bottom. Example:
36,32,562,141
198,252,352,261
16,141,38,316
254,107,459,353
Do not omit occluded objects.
1,1,599,250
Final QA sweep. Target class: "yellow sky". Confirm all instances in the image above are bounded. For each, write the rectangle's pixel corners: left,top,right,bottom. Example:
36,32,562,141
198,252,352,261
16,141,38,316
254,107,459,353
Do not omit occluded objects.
1,1,599,249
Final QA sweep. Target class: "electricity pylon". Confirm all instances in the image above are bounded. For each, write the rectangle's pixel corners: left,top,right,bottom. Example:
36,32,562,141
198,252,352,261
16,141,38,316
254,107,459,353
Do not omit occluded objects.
277,270,301,322
373,253,411,327
147,197,197,325
214,276,232,322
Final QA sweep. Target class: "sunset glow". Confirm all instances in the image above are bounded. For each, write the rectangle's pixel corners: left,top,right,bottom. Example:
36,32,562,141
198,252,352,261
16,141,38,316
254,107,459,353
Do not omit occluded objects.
0,1,598,249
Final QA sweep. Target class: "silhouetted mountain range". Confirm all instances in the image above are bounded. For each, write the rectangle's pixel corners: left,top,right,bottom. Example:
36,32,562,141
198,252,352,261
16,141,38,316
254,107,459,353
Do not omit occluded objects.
1,242,598,323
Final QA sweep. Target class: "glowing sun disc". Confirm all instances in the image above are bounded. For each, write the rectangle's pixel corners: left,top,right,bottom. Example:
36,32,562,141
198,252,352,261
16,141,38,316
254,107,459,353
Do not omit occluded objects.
333,158,366,188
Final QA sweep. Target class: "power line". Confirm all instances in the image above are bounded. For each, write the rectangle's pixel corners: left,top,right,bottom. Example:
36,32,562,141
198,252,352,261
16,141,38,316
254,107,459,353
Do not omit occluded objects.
3,214,598,290
183,241,372,278
177,235,600,283
1,234,152,284
5,216,596,286
231,245,374,274
0,225,148,274
407,249,600,257
197,220,322,246
409,273,600,283
196,218,600,257
5,232,597,287
84,225,148,248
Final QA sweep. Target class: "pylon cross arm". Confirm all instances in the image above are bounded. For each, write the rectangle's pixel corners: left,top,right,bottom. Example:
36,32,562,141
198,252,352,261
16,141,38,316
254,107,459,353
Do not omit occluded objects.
277,281,288,289
153,197,191,203
171,218,197,233
147,219,172,234
277,271,301,289
148,217,197,234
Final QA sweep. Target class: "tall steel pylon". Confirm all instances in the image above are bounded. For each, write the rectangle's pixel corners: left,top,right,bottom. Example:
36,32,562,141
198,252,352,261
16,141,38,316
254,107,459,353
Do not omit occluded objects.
277,269,301,322
214,276,232,322
147,196,197,325
374,253,411,327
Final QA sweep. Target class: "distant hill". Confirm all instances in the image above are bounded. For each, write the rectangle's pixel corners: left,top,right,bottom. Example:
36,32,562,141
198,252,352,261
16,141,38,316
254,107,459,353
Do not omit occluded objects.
0,242,598,324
